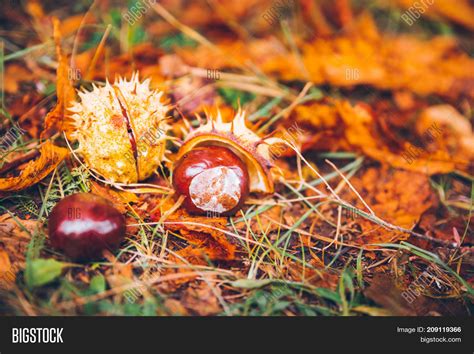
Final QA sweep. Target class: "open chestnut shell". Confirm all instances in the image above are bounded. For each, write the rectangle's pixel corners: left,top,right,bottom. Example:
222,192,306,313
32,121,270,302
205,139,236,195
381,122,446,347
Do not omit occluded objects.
173,146,250,215
173,110,285,216
48,193,126,261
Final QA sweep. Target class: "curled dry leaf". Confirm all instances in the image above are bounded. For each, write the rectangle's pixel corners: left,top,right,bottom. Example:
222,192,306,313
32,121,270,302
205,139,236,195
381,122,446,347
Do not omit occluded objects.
41,17,76,139
337,101,459,174
416,105,474,162
287,99,466,174
0,141,68,192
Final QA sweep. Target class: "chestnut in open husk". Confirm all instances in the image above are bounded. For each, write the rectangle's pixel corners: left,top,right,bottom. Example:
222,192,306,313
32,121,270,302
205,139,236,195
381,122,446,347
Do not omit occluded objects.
172,110,284,215
173,146,250,215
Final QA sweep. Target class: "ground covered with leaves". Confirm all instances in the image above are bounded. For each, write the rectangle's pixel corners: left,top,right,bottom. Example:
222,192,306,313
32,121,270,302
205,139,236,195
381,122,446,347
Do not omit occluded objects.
0,0,473,316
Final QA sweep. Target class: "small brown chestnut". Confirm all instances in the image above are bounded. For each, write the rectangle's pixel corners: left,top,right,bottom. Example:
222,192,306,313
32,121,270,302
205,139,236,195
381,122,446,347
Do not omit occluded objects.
173,146,249,215
48,193,126,260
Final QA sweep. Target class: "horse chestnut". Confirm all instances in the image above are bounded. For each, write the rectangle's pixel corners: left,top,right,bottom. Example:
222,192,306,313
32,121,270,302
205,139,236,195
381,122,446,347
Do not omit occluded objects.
173,146,250,215
48,193,126,260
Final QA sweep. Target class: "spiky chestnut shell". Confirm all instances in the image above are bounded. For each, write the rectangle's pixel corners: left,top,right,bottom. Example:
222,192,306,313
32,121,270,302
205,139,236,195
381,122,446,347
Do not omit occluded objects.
173,110,284,215
176,110,283,194
173,146,250,215
68,73,169,183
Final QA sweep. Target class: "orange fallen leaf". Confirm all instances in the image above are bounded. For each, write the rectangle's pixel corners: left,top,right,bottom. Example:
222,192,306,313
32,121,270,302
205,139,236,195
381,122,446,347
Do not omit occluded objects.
342,166,436,246
90,182,138,214
286,259,339,290
4,64,35,93
0,141,68,192
337,100,458,174
177,12,474,98
416,105,474,162
165,210,236,261
393,0,474,31
0,249,15,290
41,17,77,139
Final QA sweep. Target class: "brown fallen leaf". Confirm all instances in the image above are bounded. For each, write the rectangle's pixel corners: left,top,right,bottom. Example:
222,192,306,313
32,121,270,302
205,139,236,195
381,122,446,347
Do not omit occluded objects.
286,98,465,174
283,99,349,155
92,43,165,84
166,210,236,261
365,273,466,316
0,249,16,290
0,141,68,192
105,262,134,299
288,13,474,98
365,273,418,316
163,298,189,316
180,281,222,316
0,214,37,268
161,247,207,289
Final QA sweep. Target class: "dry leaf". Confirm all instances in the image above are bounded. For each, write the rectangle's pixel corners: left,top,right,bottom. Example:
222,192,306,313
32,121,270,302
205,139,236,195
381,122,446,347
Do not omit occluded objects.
339,166,436,245
0,249,15,290
416,105,474,162
4,64,35,93
181,282,222,316
41,17,77,139
0,141,68,192
90,182,138,214
165,210,236,261
0,214,37,268
337,101,458,174
365,273,466,316
393,0,474,30
177,13,474,98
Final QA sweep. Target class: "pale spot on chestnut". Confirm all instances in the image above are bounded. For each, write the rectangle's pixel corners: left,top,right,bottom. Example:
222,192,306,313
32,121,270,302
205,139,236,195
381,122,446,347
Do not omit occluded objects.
189,166,241,213
173,146,249,215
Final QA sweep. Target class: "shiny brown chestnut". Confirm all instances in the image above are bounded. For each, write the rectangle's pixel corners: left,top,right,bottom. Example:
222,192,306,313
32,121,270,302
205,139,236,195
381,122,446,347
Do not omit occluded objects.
173,146,250,215
48,193,126,261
